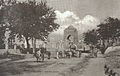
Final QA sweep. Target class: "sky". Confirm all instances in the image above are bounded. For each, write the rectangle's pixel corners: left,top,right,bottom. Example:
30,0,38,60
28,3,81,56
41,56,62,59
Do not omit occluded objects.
54,10,100,34
18,0,120,35
47,0,120,20
46,0,120,35
19,0,120,20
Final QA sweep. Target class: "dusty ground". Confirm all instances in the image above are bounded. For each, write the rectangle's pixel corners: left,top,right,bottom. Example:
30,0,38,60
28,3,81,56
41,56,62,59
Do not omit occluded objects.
0,54,90,76
81,57,106,76
1,52,117,76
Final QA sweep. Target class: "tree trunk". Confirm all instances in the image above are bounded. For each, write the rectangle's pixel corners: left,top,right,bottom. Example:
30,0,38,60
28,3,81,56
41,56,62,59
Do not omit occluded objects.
32,37,36,53
25,37,30,49
5,40,9,50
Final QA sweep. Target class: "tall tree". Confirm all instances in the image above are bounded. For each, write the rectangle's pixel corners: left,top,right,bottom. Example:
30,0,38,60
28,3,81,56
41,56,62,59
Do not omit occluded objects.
84,29,98,45
7,0,59,49
0,0,17,49
97,17,120,46
96,17,120,54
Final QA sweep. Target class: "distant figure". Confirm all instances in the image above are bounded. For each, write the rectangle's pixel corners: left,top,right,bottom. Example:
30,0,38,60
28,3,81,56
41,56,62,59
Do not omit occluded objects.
56,51,63,59
89,44,94,57
56,50,59,59
56,41,63,59
100,44,106,54
109,69,113,76
104,64,107,69
69,42,77,56
89,44,94,52
40,46,51,60
94,47,99,57
34,49,42,62
83,47,85,51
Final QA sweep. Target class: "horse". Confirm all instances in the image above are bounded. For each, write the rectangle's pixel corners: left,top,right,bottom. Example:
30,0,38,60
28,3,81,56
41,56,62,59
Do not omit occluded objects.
64,50,72,58
33,48,51,62
33,50,44,62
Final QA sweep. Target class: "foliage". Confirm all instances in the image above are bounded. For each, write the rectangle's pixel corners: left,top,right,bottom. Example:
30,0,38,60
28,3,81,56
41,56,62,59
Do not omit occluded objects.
97,17,120,40
105,50,120,68
84,17,120,54
84,29,98,45
6,0,59,48
84,17,120,45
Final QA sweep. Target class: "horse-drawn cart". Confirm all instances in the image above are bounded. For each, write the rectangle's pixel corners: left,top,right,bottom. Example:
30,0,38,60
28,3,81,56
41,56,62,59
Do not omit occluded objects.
57,49,81,59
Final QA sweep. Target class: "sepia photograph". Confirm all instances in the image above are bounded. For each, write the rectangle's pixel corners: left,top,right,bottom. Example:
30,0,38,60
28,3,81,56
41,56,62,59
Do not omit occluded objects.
0,0,120,76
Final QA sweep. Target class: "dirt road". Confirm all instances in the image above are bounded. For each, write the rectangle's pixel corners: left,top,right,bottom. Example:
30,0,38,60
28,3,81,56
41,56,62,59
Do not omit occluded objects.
11,58,86,76
0,53,89,76
81,55,106,76
0,54,106,76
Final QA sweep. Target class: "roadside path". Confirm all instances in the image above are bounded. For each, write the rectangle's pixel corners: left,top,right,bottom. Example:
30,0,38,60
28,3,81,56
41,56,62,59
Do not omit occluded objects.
7,54,86,76
81,55,105,76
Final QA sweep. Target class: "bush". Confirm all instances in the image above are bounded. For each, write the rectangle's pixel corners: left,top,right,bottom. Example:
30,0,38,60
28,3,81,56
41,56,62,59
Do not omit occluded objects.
0,51,9,59
105,50,120,69
19,48,39,54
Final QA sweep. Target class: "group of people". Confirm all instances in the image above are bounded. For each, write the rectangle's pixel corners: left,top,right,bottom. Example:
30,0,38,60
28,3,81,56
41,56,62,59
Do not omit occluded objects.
89,43,101,58
34,41,102,61
34,47,46,62
56,41,81,59
34,42,51,62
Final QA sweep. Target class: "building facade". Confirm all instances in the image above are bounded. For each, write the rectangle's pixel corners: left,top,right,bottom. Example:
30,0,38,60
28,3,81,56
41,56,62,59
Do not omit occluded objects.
63,25,78,49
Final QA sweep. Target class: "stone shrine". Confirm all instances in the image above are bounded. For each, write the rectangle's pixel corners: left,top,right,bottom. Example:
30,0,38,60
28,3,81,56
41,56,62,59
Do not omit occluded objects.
63,25,78,49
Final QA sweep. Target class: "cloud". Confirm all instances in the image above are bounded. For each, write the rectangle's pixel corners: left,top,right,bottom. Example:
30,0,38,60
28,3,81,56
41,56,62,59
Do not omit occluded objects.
75,15,100,33
55,10,79,24
54,10,100,34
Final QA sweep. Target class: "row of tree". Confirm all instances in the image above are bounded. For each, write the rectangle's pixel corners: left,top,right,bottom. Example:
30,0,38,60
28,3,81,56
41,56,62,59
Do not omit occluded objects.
0,0,59,50
84,17,120,53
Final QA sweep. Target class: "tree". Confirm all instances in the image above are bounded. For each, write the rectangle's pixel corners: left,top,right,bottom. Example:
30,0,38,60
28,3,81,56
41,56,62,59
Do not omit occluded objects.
84,29,98,45
0,5,4,48
0,25,6,49
0,0,17,49
96,17,120,54
97,17,120,46
7,0,59,49
83,17,120,54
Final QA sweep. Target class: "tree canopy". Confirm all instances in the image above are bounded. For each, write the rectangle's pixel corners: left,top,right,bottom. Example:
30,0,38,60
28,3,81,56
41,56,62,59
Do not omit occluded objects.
84,17,120,54
97,17,120,40
84,29,98,45
6,0,59,48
